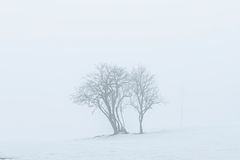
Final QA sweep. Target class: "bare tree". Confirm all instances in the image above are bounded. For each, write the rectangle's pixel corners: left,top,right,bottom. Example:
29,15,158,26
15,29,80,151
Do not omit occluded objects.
72,64,130,135
130,66,161,134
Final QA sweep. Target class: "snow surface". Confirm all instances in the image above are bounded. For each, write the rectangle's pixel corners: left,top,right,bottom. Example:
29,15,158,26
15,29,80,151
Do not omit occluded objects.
1,126,240,160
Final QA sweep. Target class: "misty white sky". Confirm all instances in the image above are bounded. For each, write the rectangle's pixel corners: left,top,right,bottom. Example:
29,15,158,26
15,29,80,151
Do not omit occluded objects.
0,0,240,142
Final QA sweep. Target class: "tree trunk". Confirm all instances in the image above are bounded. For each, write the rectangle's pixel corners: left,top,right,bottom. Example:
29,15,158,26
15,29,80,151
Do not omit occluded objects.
116,107,128,134
119,126,128,134
139,116,144,134
108,117,119,135
110,119,128,135
107,112,128,135
111,123,119,135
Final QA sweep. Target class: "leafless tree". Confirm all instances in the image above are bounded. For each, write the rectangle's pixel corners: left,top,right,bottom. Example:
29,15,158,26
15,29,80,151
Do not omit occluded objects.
72,64,130,135
130,66,162,134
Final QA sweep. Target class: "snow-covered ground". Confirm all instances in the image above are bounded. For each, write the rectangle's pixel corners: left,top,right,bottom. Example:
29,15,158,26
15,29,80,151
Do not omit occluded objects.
1,125,240,160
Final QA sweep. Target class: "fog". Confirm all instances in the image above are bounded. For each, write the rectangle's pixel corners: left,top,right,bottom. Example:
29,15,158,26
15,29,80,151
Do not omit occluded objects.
0,0,240,142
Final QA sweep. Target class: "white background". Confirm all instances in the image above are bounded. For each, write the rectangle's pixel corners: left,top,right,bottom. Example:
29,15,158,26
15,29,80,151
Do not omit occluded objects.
0,0,240,142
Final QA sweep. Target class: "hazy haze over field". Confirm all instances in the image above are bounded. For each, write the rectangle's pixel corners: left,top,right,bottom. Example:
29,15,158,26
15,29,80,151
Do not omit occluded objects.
0,0,240,142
